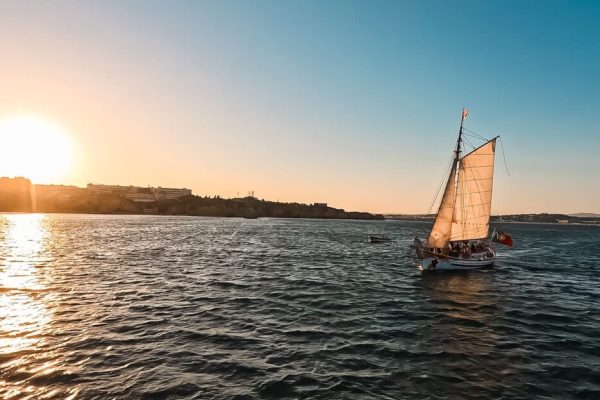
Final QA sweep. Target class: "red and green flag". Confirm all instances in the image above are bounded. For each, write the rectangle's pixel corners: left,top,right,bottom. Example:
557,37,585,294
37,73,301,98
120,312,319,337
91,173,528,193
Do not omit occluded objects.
492,230,513,247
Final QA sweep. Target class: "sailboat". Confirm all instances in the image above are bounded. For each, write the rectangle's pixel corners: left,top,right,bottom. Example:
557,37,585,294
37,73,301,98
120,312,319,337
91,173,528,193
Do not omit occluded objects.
413,109,501,271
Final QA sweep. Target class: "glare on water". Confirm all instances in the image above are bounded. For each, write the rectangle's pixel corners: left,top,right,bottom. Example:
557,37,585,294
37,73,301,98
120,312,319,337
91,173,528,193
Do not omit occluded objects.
0,214,76,399
0,214,598,399
1,215,49,350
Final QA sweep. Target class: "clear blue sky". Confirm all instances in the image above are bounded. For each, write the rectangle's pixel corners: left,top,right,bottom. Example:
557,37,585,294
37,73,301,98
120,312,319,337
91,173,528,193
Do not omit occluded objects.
1,0,598,213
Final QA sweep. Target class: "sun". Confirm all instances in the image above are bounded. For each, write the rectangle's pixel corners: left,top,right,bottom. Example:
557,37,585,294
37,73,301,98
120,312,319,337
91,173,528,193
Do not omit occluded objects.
0,114,74,184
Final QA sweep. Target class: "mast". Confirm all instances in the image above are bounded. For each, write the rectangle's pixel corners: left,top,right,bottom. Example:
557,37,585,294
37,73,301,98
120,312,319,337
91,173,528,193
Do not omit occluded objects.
451,108,467,207
456,118,462,159
456,108,467,163
425,108,469,248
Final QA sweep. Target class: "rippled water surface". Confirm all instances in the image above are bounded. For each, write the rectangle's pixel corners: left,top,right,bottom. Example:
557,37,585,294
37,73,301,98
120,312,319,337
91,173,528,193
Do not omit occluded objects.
1,214,599,399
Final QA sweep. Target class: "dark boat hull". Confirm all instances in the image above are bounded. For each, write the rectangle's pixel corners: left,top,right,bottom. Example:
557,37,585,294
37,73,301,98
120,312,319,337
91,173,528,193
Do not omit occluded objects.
369,235,391,243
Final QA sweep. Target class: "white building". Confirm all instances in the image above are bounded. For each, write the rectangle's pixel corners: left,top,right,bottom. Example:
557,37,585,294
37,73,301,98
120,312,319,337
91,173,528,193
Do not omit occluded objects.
87,184,192,202
152,187,192,200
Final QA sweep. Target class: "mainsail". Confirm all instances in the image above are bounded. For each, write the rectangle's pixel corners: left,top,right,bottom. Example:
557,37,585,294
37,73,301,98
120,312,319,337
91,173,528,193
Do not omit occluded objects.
426,137,497,248
451,139,496,241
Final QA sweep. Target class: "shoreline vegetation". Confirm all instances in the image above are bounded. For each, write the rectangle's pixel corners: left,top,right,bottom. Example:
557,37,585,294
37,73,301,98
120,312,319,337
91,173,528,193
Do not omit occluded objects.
0,177,384,220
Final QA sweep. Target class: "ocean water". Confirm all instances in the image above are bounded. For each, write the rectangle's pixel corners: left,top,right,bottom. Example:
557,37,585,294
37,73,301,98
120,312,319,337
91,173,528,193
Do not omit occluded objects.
1,214,599,399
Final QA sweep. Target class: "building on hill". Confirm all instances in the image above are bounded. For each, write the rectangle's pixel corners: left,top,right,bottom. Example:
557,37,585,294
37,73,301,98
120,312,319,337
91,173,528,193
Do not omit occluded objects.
86,184,191,202
153,187,192,200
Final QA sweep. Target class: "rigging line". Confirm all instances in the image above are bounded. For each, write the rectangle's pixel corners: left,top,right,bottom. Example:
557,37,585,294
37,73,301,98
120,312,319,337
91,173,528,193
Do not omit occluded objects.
462,132,482,139
426,153,455,215
462,135,476,151
499,136,511,176
462,132,488,144
460,136,500,159
462,129,485,137
462,128,489,141
462,127,488,139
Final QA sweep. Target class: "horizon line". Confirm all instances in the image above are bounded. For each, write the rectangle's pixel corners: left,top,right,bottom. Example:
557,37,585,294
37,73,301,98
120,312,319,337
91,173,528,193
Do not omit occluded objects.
2,176,599,216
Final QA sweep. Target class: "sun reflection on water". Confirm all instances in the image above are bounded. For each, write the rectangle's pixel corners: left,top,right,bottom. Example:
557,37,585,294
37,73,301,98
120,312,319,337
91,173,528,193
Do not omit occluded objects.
1,214,46,290
0,214,62,398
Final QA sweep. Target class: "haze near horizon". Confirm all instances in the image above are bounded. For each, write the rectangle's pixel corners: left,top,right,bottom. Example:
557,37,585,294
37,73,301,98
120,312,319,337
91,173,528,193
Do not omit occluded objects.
1,1,598,214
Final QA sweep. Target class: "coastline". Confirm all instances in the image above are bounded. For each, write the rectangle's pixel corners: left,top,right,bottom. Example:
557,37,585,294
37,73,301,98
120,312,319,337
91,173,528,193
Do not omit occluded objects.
0,193,384,221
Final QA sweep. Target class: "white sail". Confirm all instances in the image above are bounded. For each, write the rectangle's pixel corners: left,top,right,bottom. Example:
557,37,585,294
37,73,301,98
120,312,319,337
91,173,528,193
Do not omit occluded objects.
451,139,497,241
426,162,457,248
417,111,501,271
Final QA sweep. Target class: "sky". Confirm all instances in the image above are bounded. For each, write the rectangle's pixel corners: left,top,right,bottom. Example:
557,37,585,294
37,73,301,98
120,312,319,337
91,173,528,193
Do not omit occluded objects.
0,0,598,214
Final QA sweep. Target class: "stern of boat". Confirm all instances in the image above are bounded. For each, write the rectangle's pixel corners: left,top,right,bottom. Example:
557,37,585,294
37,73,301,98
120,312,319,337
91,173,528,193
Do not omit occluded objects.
412,237,425,259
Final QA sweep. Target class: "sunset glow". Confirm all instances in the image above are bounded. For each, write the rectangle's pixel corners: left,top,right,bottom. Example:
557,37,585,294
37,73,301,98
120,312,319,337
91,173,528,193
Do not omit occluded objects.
0,114,73,183
0,1,598,213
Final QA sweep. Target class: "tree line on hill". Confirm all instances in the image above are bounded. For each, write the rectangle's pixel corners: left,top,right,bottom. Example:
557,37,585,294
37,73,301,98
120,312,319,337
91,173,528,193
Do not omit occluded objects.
0,177,383,220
